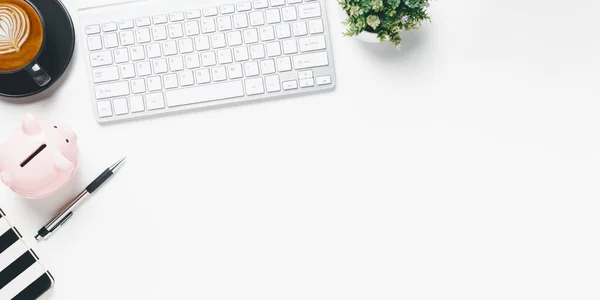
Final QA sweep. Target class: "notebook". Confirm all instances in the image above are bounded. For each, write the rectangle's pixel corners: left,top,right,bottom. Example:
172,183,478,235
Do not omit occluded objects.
0,209,54,300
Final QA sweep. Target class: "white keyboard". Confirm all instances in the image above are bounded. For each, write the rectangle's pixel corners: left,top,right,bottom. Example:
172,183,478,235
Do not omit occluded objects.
79,0,336,123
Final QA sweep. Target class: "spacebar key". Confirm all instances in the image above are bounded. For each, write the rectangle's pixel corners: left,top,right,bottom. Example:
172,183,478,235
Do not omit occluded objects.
166,81,245,107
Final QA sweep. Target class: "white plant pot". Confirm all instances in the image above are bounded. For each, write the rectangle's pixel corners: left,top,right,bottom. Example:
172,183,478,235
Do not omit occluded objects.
337,5,380,43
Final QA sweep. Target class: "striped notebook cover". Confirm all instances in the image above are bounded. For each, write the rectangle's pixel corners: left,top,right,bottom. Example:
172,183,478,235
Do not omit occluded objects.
0,209,54,300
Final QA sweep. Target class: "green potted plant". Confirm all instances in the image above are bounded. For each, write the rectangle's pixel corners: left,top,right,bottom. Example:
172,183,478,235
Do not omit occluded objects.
338,0,431,50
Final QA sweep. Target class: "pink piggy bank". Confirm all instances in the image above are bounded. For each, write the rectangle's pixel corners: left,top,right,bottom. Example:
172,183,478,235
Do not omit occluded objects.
0,113,78,199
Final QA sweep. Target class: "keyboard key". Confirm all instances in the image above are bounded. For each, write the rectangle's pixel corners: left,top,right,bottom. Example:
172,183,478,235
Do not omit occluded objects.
308,19,324,34
276,23,291,38
217,49,233,64
211,66,227,82
168,56,184,71
131,78,146,94
194,69,211,84
146,43,162,58
227,31,243,46
166,81,244,107
179,71,195,86
103,33,119,48
130,95,145,112
119,31,135,46
135,28,151,43
136,17,151,27
87,36,102,51
184,21,200,36
299,35,326,52
201,51,217,66
245,77,264,95
130,46,145,61
211,33,227,48
194,36,210,51
152,59,168,74
136,61,152,76
169,12,185,22
269,0,285,7
163,74,179,89
220,4,235,14
119,19,134,29
316,75,331,86
237,2,252,12
97,101,112,117
292,21,307,36
299,78,315,88
265,75,281,92
282,80,298,90
147,76,162,91
266,41,281,57
95,81,129,99
260,59,276,74
227,63,243,79
244,61,259,76
146,92,165,110
282,6,297,22
265,9,281,24
201,18,216,33
152,26,168,41
168,23,184,38
86,24,101,35
233,14,249,28
282,39,298,54
298,70,313,79
178,38,194,53
119,63,136,79
186,10,202,20
92,66,119,83
234,47,249,61
276,56,292,71
113,97,129,115
153,15,168,24
103,22,117,32
293,51,329,69
249,11,265,26
298,3,321,19
185,53,201,69
250,44,265,59
243,28,259,43
259,26,275,41
162,41,178,56
253,0,268,9
288,0,302,3
90,51,113,67
203,7,218,17
217,16,232,31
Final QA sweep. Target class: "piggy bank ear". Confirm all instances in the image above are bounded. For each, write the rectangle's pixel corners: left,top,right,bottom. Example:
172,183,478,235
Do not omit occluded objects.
0,172,13,187
52,152,74,171
22,113,42,135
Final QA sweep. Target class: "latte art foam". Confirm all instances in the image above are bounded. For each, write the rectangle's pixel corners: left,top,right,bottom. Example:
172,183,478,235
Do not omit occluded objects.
0,3,30,55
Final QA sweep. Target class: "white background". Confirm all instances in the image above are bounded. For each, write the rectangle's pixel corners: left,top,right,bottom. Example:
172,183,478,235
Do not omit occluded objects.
1,0,600,299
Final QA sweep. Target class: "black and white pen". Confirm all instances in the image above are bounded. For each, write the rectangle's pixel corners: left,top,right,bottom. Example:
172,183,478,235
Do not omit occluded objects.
35,157,126,240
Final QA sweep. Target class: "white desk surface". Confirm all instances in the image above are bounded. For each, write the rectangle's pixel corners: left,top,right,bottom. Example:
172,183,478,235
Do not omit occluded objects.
1,0,600,299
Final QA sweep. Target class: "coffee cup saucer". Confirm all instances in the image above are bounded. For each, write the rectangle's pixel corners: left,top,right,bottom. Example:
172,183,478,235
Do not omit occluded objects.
0,0,75,98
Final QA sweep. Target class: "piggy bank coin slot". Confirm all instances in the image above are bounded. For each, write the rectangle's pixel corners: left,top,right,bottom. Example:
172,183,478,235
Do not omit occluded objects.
20,144,48,168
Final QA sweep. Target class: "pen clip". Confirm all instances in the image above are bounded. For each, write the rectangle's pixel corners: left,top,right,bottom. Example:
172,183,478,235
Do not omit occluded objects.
56,212,74,229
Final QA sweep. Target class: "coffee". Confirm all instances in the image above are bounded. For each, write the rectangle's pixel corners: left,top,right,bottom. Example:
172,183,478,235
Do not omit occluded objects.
0,0,43,73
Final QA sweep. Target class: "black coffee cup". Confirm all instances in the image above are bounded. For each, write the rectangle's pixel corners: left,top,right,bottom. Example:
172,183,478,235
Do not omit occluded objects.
0,0,51,86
